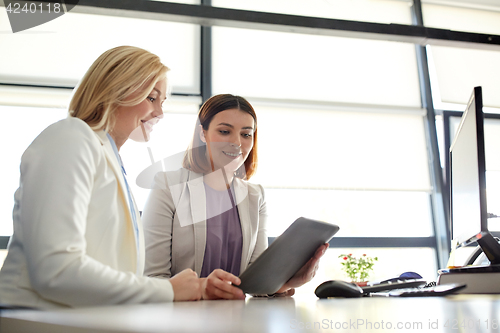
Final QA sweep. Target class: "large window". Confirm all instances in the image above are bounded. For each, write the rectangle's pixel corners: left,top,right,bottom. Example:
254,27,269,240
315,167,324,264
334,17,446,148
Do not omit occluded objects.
212,27,421,107
250,104,432,237
2,0,500,285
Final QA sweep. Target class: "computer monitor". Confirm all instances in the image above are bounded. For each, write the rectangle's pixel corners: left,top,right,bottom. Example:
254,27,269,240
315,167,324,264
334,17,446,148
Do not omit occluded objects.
449,86,500,264
449,86,487,247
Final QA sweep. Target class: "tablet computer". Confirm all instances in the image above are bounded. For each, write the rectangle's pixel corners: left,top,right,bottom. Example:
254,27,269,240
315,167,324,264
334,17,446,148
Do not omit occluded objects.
238,217,339,295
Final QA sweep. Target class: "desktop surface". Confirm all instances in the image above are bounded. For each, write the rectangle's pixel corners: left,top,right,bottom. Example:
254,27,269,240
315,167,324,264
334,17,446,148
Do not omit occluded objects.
2,294,500,333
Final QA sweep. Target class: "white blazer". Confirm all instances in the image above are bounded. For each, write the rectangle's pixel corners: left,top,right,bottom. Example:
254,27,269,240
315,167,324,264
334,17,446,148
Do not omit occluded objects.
0,117,174,308
142,168,268,278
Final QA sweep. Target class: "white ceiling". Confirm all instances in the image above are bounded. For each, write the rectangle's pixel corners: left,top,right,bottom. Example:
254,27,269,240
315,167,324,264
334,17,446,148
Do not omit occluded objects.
423,0,500,11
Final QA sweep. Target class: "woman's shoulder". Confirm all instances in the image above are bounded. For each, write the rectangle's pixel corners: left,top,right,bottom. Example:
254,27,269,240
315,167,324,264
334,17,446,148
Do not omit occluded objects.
30,117,98,149
235,177,265,196
154,168,190,180
151,168,200,188
20,117,102,168
44,116,92,134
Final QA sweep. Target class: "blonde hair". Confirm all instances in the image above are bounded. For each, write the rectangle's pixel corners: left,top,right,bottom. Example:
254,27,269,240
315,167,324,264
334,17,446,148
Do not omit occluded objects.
69,46,169,131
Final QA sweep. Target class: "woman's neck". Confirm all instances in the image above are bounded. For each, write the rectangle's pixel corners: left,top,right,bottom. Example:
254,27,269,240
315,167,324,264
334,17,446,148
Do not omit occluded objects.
203,167,234,191
108,131,127,151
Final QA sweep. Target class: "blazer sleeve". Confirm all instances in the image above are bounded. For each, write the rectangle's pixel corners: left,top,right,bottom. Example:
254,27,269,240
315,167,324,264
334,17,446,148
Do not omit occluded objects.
19,120,174,307
142,172,176,278
248,184,268,266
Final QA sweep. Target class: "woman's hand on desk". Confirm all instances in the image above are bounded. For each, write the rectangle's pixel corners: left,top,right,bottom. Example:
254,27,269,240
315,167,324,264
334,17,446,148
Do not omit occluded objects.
275,243,329,294
201,269,246,300
170,269,202,301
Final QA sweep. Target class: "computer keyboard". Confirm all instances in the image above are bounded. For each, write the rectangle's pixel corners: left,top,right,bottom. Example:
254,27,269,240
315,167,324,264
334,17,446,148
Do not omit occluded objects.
387,283,466,297
362,279,466,297
361,279,427,294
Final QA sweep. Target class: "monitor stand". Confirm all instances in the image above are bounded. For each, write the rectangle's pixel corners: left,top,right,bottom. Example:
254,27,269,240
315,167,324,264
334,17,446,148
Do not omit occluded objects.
476,232,500,265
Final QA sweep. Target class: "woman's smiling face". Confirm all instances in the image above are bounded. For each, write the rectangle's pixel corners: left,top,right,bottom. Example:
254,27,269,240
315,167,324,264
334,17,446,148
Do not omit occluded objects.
114,78,167,145
201,108,255,173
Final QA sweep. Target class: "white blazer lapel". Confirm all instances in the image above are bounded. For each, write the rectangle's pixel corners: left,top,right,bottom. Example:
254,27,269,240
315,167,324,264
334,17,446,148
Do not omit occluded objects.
186,171,207,276
234,178,251,273
94,131,138,272
130,191,145,275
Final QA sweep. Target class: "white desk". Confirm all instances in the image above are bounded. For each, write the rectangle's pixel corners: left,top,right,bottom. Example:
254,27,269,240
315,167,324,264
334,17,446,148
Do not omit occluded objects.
1,294,500,332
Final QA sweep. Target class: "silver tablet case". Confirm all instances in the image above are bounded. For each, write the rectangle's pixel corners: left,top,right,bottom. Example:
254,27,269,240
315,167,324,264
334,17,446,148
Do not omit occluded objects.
238,217,339,294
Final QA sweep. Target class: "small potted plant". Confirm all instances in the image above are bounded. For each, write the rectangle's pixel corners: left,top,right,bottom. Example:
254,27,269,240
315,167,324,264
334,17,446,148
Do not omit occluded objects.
339,253,378,286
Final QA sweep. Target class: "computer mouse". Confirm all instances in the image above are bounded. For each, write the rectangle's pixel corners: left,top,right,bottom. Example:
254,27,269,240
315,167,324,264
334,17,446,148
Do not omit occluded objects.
399,271,422,280
314,280,364,298
379,271,423,284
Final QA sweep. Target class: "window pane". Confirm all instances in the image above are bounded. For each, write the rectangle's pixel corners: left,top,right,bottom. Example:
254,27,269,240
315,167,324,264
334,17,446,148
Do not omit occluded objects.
428,46,500,108
0,85,72,109
264,189,433,237
213,0,413,25
0,106,67,236
422,4,500,35
296,247,438,295
250,105,431,190
0,11,200,95
250,103,433,239
423,4,500,109
213,27,421,107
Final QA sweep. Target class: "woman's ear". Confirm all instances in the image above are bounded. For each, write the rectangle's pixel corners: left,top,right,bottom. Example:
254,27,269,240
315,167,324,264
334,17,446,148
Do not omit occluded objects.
199,125,207,143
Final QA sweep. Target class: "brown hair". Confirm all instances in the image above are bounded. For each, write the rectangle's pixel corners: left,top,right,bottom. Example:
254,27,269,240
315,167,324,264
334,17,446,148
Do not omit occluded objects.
183,94,258,180
69,46,169,131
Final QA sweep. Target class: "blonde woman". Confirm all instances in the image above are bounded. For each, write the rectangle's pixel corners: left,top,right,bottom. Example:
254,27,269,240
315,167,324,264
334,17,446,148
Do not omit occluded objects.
0,46,201,308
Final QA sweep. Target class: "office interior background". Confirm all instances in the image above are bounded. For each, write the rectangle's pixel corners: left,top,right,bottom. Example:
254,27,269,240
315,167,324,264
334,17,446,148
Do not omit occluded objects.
1,0,499,294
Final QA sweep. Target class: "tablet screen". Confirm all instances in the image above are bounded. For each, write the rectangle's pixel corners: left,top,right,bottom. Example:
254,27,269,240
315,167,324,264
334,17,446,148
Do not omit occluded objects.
238,217,339,294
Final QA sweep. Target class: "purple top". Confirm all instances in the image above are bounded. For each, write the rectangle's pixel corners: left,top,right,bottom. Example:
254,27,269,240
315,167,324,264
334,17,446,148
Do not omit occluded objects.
200,183,243,278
